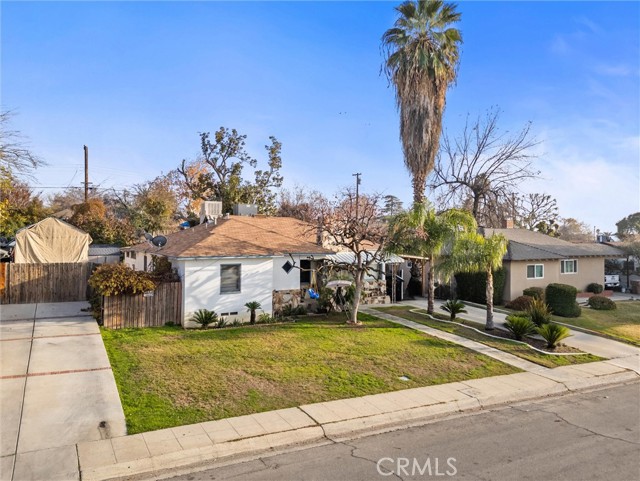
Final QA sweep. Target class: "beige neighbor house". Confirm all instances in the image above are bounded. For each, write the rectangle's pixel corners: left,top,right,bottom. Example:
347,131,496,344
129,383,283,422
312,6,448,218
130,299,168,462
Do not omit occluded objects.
481,226,625,302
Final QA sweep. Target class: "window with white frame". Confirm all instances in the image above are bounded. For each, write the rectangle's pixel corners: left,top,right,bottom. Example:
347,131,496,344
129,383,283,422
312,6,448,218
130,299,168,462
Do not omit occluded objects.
561,259,578,274
526,264,544,279
220,264,241,294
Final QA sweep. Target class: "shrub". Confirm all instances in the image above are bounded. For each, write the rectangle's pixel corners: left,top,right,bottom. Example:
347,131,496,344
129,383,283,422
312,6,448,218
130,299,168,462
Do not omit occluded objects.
545,283,581,318
440,299,467,322
523,287,544,300
587,295,616,310
455,268,506,305
505,316,537,341
586,283,604,294
89,263,156,296
258,312,274,324
505,295,534,311
537,323,571,349
526,298,552,327
150,256,180,282
216,317,227,329
190,309,218,329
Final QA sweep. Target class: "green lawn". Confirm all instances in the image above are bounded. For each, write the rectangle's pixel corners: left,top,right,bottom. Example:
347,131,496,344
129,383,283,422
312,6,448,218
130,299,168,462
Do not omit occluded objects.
553,300,640,346
375,307,603,369
101,312,519,434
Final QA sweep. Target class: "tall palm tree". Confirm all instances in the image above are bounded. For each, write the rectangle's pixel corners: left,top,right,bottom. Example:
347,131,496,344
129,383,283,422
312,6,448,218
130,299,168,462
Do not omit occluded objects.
445,232,507,330
382,0,462,205
388,201,476,314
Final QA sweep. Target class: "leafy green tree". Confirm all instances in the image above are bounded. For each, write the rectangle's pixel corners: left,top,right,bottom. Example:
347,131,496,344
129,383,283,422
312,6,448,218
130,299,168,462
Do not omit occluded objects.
69,199,137,246
444,232,507,330
382,0,462,205
0,178,50,237
388,202,476,314
616,212,640,240
114,176,179,233
177,128,284,215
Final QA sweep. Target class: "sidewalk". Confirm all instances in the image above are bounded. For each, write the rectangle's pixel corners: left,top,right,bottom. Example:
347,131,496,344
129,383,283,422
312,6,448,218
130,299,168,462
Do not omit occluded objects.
77,364,638,481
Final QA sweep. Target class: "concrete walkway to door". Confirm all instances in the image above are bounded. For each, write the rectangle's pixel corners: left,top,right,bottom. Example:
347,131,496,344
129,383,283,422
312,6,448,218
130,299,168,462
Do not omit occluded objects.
0,301,126,481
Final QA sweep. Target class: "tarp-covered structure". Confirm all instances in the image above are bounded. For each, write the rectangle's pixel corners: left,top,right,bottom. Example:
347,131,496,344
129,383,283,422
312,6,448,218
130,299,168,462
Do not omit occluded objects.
14,217,92,263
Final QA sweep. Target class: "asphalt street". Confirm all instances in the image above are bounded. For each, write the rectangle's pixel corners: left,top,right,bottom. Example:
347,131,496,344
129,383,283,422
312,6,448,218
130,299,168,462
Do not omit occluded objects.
167,382,640,481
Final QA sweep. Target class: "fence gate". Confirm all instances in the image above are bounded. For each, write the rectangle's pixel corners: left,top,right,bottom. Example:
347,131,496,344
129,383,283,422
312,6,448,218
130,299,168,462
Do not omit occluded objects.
0,262,93,304
102,282,182,329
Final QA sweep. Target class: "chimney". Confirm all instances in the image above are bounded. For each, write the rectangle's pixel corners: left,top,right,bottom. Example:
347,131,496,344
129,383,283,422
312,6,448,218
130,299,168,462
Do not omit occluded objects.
502,218,514,229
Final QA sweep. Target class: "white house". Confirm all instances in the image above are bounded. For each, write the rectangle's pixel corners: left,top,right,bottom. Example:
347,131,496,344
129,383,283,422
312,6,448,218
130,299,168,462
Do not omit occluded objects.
122,215,334,327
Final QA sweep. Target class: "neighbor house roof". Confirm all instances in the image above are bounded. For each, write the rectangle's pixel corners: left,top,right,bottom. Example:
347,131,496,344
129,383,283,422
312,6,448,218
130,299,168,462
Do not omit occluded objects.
481,227,625,261
88,244,122,257
122,216,334,259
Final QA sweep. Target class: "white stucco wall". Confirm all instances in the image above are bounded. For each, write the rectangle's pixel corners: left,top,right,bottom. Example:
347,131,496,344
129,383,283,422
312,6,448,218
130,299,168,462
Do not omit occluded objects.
272,255,303,291
122,252,152,272
179,257,274,328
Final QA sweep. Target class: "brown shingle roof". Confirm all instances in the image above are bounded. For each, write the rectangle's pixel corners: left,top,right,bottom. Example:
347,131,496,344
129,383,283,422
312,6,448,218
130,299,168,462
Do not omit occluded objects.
481,227,625,261
123,216,333,259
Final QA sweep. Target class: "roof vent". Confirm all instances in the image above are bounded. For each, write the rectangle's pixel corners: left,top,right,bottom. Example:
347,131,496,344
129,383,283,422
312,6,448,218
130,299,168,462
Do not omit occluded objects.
233,204,258,216
200,201,223,224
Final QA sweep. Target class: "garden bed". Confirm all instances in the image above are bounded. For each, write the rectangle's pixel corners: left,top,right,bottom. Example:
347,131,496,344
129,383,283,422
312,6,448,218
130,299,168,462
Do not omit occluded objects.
375,307,604,369
101,312,519,434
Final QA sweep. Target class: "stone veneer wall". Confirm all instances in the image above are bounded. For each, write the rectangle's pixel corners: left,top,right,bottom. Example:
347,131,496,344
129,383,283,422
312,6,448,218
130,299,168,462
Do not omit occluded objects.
272,279,390,315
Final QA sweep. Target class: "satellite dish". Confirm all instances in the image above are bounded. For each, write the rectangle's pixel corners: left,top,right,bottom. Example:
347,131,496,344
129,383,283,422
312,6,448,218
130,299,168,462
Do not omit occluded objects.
151,235,167,247
144,233,153,241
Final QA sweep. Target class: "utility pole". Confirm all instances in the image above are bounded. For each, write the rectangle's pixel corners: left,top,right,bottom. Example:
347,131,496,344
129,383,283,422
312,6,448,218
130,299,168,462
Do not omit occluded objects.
83,145,89,202
353,172,361,219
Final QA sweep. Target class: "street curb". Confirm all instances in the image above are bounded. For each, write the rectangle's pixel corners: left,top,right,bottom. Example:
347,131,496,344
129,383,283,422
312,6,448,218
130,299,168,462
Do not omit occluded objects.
76,363,640,481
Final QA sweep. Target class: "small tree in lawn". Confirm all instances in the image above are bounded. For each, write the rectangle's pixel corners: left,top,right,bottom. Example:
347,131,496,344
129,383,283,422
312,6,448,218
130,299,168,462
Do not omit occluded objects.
387,201,476,315
445,232,507,330
316,189,389,325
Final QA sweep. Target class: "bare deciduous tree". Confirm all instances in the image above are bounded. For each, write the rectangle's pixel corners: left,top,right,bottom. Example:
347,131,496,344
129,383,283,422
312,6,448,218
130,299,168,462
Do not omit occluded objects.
0,111,44,179
315,190,389,324
430,108,540,225
277,186,329,222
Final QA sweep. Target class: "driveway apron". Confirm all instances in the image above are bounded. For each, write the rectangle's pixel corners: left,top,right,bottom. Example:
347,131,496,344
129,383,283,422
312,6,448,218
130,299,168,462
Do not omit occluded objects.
0,302,126,481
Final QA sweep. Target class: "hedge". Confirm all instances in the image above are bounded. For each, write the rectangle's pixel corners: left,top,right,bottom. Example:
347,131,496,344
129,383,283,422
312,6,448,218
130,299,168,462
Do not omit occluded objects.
455,268,506,305
545,283,581,318
587,295,616,310
523,287,544,300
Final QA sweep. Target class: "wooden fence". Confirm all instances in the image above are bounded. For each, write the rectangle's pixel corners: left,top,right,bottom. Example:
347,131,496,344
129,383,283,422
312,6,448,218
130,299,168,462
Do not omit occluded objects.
102,282,182,329
0,262,93,304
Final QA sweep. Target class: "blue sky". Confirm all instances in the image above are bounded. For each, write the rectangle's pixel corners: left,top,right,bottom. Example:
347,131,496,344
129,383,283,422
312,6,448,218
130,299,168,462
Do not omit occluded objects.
2,1,639,232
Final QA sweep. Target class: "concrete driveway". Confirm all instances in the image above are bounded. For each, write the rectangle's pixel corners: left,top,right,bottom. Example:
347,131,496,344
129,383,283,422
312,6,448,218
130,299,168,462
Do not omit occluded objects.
1,302,126,481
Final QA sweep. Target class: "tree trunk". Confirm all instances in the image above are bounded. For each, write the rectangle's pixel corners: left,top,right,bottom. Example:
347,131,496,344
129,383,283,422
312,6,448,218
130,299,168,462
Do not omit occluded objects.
485,267,494,330
350,271,364,325
427,262,435,315
412,175,426,206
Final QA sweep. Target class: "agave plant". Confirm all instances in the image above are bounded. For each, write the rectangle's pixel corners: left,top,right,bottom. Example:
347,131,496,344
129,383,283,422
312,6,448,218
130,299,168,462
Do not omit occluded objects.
245,301,262,325
440,299,467,322
190,309,218,329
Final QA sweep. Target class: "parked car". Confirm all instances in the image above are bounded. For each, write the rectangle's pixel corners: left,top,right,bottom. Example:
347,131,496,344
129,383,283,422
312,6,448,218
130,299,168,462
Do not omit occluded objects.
604,274,620,290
